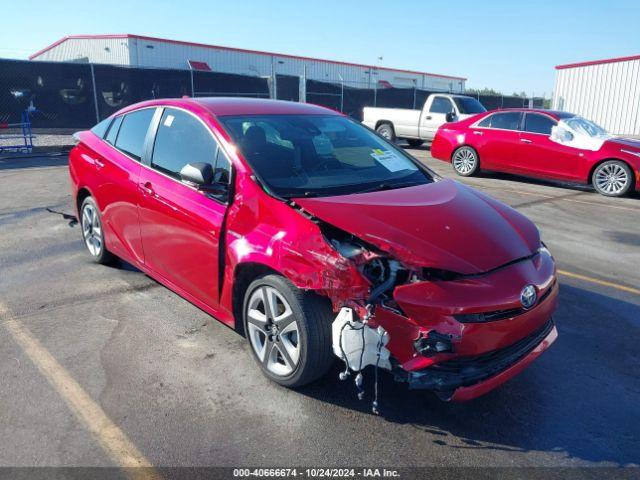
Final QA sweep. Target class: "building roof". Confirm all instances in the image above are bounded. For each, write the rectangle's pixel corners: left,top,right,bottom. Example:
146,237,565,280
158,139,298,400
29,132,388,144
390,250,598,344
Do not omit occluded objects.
29,34,467,81
556,54,640,70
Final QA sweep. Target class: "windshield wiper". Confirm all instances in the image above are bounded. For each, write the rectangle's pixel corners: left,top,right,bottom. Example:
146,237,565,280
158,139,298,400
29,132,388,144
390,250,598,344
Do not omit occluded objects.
281,191,322,199
354,181,423,194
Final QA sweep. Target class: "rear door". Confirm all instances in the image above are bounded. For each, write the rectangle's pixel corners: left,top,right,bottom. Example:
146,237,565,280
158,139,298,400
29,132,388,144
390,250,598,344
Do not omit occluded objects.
471,111,523,172
516,113,582,181
93,108,156,264
420,96,455,140
138,107,231,308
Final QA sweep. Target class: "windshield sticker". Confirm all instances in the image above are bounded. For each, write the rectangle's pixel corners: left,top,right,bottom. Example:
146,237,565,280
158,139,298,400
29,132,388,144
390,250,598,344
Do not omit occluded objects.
370,148,406,172
163,115,175,127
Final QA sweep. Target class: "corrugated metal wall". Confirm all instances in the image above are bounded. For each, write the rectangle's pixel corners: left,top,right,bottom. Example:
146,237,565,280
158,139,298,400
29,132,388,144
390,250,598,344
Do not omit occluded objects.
33,37,465,93
553,59,640,135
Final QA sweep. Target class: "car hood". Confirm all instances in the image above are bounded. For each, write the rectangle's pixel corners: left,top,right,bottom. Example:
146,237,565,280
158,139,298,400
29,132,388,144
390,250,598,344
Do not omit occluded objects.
607,136,640,150
294,179,540,274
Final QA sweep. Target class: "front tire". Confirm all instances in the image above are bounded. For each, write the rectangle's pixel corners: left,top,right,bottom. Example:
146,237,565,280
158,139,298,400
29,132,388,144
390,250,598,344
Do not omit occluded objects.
376,123,396,142
452,146,480,177
243,274,334,388
80,197,117,265
592,160,633,197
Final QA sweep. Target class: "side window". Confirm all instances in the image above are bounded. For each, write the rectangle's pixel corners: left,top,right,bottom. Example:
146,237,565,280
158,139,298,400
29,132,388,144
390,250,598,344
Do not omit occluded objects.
115,109,155,160
477,115,492,128
487,112,522,131
105,115,123,145
91,117,112,139
429,97,454,114
524,113,556,135
151,108,218,179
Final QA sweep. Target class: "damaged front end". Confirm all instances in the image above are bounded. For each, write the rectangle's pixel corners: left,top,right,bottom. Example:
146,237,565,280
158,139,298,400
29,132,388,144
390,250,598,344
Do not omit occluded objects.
290,181,559,407
316,217,559,406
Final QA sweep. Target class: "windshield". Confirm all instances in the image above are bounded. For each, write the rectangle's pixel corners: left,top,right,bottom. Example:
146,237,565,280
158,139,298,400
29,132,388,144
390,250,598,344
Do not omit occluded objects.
453,97,487,114
219,114,433,198
563,117,608,137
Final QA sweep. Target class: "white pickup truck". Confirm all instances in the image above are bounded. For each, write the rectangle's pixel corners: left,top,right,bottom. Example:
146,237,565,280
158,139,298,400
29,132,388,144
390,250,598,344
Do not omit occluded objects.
362,94,486,146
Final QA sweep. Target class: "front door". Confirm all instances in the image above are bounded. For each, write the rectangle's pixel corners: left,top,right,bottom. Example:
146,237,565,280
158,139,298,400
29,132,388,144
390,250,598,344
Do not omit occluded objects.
138,107,231,307
515,113,582,181
420,96,455,140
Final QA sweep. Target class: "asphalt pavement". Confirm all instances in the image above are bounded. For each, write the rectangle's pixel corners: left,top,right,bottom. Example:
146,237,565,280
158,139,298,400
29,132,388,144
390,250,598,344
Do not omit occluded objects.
0,150,638,473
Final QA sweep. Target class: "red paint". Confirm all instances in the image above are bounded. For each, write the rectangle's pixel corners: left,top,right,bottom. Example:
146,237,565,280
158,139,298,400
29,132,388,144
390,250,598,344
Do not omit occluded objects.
30,34,466,80
431,109,640,191
556,54,640,70
70,97,558,401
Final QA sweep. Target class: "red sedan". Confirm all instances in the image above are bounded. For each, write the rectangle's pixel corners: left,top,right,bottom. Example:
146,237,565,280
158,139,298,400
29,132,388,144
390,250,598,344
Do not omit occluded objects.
431,108,640,197
70,98,557,403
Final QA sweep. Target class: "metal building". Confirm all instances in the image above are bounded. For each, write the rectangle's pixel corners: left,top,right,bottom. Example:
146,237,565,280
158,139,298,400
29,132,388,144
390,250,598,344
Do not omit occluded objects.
553,55,640,135
29,34,466,93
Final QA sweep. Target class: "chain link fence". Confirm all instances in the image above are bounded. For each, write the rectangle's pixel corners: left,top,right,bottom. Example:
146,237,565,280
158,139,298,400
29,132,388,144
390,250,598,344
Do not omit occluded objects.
0,58,547,129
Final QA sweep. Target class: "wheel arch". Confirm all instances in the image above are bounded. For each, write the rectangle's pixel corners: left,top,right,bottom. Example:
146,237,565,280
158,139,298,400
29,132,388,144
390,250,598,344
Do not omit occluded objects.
231,262,287,336
451,144,480,162
587,158,635,187
75,187,93,217
375,120,394,131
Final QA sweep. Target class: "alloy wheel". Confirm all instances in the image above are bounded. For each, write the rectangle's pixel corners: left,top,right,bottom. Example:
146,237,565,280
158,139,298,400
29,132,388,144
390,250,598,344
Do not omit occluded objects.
81,203,102,257
453,147,477,175
595,163,629,195
246,286,301,377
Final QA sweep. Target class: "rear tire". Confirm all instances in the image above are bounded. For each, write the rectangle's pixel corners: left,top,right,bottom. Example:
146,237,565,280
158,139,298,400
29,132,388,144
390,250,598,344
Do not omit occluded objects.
80,197,117,265
592,160,633,197
407,139,424,148
451,146,480,177
376,123,396,142
242,274,334,388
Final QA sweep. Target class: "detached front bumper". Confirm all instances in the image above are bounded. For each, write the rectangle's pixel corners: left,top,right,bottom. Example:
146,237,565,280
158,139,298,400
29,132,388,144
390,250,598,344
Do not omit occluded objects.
403,318,557,401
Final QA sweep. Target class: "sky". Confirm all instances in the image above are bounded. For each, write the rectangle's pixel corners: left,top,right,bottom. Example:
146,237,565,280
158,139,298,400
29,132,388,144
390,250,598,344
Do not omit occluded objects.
2,0,639,97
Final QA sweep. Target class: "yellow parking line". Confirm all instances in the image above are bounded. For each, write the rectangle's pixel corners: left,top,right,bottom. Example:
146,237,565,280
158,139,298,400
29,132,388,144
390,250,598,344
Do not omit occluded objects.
0,303,160,480
558,270,640,295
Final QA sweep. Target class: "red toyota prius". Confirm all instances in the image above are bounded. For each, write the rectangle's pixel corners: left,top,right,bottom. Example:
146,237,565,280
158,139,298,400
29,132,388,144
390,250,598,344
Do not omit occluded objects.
70,98,557,402
431,108,640,197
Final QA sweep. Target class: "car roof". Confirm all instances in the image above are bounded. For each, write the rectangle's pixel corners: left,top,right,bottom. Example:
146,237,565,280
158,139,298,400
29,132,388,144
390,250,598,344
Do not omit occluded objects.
115,97,341,118
487,108,575,120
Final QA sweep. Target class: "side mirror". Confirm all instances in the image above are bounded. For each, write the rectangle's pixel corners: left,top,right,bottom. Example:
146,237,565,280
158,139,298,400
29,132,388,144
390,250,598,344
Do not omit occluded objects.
445,112,456,123
550,126,574,143
180,162,213,185
180,162,229,197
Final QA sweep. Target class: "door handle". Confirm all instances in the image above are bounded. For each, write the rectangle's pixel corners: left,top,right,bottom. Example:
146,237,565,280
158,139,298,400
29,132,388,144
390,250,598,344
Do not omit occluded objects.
94,159,105,169
473,131,483,135
520,138,533,143
139,182,154,195
425,116,432,120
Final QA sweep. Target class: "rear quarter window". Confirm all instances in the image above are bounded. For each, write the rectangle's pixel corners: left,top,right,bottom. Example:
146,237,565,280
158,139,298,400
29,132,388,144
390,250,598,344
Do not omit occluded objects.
90,118,112,139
